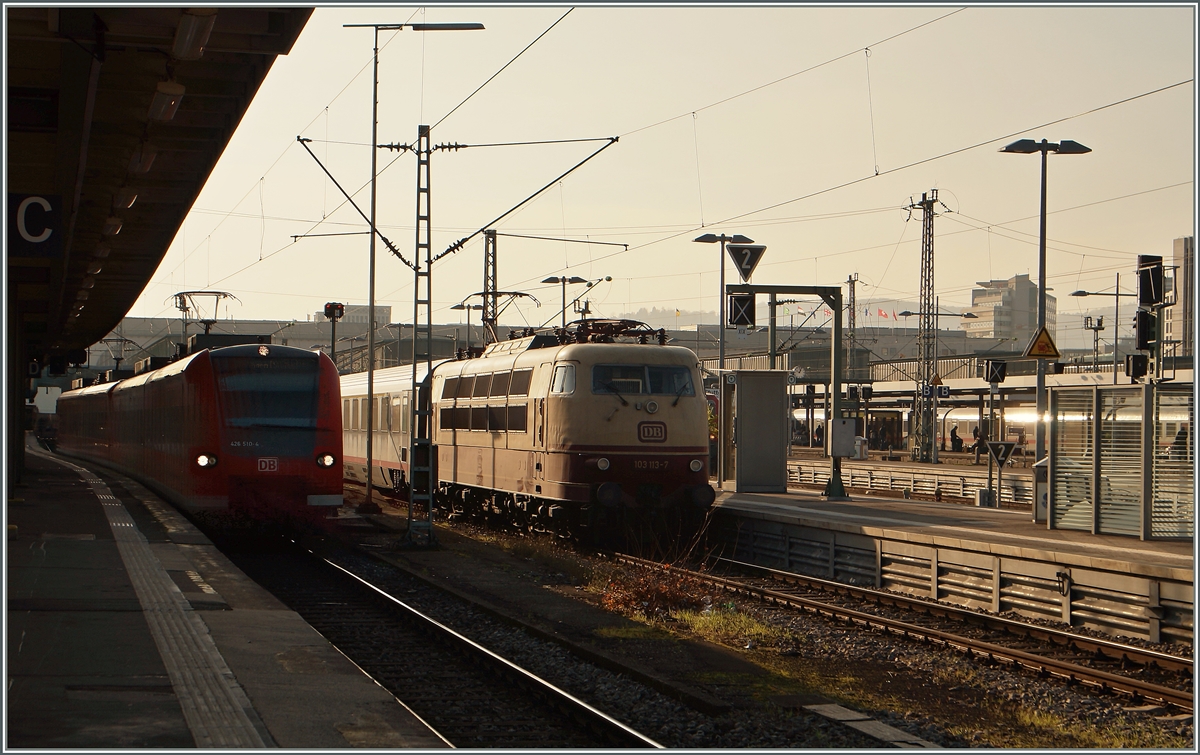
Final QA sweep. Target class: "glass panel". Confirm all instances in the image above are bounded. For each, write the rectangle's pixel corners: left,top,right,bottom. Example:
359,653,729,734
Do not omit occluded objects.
352,399,360,430
488,405,507,431
593,365,644,394
470,406,488,431
442,376,459,400
1051,390,1094,531
212,356,318,428
490,370,511,397
456,375,476,399
473,373,492,398
509,369,533,396
1097,389,1142,536
507,403,527,432
343,399,350,429
1153,387,1194,537
551,364,575,394
647,365,694,396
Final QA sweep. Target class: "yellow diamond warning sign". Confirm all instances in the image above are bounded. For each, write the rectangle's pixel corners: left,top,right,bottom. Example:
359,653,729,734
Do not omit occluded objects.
1023,326,1061,359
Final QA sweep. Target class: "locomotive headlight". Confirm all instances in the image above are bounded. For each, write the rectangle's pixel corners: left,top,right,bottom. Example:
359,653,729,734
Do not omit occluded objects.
689,459,703,472
597,457,611,471
316,453,337,468
196,454,217,468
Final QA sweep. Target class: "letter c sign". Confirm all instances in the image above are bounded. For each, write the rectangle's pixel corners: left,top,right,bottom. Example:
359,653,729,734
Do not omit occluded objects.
8,193,62,258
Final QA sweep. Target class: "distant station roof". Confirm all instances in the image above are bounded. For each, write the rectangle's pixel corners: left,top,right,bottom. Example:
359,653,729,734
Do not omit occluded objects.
7,6,312,365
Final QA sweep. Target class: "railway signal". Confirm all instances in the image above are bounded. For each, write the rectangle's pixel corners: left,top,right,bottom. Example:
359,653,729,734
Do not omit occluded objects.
728,294,755,327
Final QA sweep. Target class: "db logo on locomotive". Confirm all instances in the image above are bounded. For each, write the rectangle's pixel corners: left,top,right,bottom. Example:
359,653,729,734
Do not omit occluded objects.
257,457,279,472
637,421,667,443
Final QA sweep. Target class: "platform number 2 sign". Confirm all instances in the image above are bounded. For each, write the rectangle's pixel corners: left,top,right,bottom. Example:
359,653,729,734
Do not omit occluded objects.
726,244,767,283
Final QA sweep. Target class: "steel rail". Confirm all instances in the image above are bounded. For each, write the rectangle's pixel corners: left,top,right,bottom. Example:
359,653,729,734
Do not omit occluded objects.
614,554,1192,712
323,555,665,749
714,556,1193,674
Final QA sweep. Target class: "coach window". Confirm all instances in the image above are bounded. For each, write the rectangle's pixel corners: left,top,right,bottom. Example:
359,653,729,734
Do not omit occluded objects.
550,364,576,394
343,399,350,429
509,368,533,396
402,393,410,433
352,399,359,430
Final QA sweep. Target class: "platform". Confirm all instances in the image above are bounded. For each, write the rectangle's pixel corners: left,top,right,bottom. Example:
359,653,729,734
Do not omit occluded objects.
5,438,448,748
711,486,1194,645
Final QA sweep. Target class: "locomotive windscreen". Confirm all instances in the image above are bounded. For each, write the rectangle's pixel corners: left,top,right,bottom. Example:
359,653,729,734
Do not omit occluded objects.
210,356,319,428
592,364,694,396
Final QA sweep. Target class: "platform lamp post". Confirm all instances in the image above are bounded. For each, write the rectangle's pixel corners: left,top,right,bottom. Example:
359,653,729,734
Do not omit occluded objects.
344,20,483,517
1070,274,1132,385
542,276,588,329
692,233,753,371
1000,138,1091,464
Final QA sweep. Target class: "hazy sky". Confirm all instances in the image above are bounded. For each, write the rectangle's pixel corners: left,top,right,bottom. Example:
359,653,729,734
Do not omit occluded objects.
131,4,1196,341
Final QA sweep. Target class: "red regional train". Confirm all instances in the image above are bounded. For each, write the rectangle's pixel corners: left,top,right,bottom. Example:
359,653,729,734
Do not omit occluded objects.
341,320,716,545
56,344,344,522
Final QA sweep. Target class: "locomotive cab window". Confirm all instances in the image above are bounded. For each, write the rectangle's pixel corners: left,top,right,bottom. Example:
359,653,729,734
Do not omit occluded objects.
441,376,459,400
593,364,694,397
550,364,576,394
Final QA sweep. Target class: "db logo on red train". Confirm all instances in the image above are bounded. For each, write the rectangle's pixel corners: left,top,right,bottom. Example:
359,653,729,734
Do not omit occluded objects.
637,421,667,443
257,457,279,472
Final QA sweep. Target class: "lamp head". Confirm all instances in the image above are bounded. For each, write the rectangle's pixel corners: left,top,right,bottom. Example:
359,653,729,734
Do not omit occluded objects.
1055,139,1091,155
541,276,561,284
693,233,719,243
898,310,913,317
1069,290,1089,297
999,138,1041,154
961,312,978,319
567,276,587,284
730,234,754,244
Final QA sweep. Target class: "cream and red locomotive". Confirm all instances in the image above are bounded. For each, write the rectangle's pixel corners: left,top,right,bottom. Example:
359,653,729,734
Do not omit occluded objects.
341,321,715,540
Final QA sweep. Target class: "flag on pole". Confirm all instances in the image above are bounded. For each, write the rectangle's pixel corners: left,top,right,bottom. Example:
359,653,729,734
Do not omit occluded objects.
823,307,832,316
878,308,888,319
892,309,898,320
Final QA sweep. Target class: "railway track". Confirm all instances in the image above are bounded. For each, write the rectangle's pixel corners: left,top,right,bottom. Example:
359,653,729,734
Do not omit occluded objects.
217,533,662,748
614,553,1193,712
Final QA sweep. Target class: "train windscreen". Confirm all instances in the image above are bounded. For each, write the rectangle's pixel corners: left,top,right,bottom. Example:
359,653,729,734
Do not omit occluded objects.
593,364,694,396
211,356,319,428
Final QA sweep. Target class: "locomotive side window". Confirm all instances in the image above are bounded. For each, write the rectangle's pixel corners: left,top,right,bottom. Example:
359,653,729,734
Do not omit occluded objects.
442,376,459,400
470,406,488,431
550,364,576,395
593,364,694,396
488,405,506,431
490,370,511,397
508,404,528,432
509,369,533,396
473,373,492,398
456,375,476,399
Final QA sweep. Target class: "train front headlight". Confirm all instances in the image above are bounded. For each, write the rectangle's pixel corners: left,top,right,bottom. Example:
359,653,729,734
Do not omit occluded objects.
196,454,217,468
596,457,610,471
316,453,337,468
689,459,703,472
